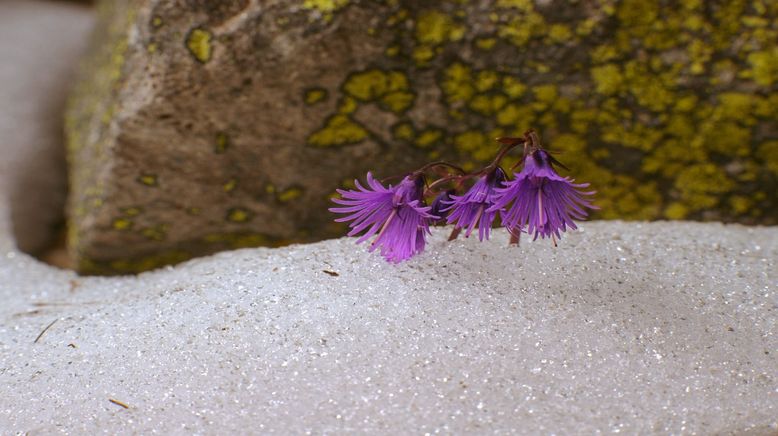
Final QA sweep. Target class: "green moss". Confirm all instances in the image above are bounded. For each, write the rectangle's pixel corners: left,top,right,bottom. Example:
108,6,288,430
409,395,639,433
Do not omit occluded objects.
186,28,212,63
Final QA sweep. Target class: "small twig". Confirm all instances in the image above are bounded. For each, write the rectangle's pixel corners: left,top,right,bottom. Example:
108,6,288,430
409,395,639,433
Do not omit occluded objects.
34,319,58,344
448,227,462,241
322,270,339,277
108,398,130,409
509,231,521,246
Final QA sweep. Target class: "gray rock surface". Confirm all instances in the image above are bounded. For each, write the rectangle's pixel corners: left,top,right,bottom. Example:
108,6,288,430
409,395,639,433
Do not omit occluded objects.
66,0,778,274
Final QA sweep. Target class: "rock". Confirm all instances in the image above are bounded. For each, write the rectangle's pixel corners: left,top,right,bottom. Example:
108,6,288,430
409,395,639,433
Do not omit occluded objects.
67,0,778,274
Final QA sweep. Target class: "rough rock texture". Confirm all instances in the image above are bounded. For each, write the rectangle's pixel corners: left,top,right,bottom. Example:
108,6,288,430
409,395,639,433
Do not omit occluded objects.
67,0,778,274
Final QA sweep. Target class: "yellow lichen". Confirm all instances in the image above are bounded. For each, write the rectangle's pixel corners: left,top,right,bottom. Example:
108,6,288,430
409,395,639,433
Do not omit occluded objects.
141,224,168,241
121,207,141,216
226,208,253,223
186,28,212,63
392,122,415,141
590,64,623,95
304,88,328,105
223,179,237,193
343,70,412,113
302,0,349,14
548,24,573,43
112,218,132,230
674,164,735,210
415,10,463,45
502,76,527,99
757,140,778,174
308,114,368,147
475,70,500,92
475,37,497,50
381,91,415,114
441,62,475,104
469,94,508,116
138,174,158,186
746,49,778,86
415,129,443,148
496,104,534,127
664,202,688,219
215,132,229,154
278,187,303,202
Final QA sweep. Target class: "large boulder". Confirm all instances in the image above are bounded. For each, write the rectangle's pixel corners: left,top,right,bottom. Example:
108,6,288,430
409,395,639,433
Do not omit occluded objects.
67,0,778,274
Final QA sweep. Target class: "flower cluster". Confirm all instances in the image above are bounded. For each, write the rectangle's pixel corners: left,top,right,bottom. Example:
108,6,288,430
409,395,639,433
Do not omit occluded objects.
330,129,597,263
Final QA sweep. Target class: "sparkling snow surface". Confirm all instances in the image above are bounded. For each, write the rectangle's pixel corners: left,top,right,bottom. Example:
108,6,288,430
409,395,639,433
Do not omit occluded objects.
1,223,777,434
0,1,776,434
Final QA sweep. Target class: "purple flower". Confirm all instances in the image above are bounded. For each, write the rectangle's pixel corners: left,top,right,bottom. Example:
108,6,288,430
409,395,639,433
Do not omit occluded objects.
488,149,596,242
329,172,437,263
429,189,455,225
442,168,506,241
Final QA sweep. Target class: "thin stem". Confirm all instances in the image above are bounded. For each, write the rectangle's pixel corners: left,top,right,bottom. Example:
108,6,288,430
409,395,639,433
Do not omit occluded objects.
509,230,520,246
379,173,407,184
484,136,529,174
425,174,466,194
414,161,466,176
448,227,462,241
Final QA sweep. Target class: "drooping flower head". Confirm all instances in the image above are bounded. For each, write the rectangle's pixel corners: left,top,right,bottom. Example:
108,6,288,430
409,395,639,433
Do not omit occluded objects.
429,189,455,225
442,167,506,241
489,144,596,243
329,172,437,263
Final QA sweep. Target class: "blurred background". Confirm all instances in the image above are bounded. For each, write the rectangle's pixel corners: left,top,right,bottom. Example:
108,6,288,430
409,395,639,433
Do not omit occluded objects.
1,0,775,274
